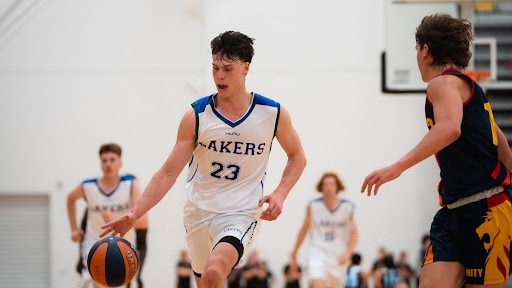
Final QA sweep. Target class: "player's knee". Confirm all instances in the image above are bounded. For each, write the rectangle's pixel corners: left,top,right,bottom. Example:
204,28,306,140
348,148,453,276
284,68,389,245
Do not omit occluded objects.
201,265,224,286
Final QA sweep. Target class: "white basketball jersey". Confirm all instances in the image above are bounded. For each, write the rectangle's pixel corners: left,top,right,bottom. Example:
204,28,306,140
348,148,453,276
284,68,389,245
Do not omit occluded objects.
307,197,355,258
186,93,279,213
82,174,136,242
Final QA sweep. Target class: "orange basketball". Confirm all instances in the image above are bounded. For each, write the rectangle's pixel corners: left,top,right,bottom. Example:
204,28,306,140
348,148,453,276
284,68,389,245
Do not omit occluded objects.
87,237,139,287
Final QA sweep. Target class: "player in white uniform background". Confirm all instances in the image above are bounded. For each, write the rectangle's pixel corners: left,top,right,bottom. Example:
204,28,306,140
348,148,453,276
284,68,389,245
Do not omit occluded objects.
67,143,143,288
100,31,307,288
290,172,359,288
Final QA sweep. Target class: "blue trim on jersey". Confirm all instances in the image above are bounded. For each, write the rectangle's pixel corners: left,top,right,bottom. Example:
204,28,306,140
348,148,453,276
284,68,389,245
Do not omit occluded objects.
82,177,97,184
341,199,355,208
252,93,279,107
121,174,135,181
191,95,212,142
212,94,254,127
310,197,324,203
309,197,354,213
120,174,135,197
81,175,134,198
191,95,212,113
190,93,280,128
253,93,280,138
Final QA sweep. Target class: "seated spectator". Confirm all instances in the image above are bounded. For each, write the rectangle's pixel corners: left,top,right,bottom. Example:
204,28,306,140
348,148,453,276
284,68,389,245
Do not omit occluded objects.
283,261,302,288
228,268,243,288
241,250,273,288
374,253,399,288
345,252,368,288
396,251,415,287
176,249,192,288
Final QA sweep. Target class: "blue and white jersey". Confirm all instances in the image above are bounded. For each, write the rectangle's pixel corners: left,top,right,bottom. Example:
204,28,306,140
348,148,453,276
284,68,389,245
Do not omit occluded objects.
307,197,355,258
186,93,279,213
82,174,135,242
345,265,363,288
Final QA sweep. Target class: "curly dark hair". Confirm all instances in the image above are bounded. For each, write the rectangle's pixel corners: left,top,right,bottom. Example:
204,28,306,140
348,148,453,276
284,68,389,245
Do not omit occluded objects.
415,13,473,69
210,31,255,63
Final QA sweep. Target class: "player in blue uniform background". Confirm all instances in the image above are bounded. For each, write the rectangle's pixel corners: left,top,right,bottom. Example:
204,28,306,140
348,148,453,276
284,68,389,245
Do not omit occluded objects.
67,143,145,288
361,13,512,288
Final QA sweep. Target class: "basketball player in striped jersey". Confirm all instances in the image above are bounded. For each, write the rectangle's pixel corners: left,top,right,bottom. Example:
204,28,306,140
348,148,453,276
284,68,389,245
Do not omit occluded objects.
100,31,307,288
67,143,144,288
361,13,512,288
290,172,359,288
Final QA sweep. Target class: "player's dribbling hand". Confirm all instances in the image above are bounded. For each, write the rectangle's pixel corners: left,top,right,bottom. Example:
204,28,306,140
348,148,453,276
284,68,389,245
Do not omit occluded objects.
100,211,136,237
258,191,285,221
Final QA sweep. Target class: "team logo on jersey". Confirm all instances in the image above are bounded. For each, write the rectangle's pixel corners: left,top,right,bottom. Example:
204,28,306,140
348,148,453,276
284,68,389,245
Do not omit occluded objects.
90,204,130,213
319,219,346,227
198,140,266,156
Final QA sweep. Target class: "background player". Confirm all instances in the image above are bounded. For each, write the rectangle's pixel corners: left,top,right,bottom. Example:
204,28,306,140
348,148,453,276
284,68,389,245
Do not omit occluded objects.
290,172,359,288
67,143,144,288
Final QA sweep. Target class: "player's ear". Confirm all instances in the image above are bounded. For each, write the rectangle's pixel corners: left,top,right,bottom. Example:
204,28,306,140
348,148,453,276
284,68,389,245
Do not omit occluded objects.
420,44,430,56
244,62,250,75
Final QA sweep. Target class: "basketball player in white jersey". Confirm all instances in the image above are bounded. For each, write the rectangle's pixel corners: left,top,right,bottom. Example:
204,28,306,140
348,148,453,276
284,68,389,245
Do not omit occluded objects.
67,143,143,288
290,172,359,288
100,31,307,288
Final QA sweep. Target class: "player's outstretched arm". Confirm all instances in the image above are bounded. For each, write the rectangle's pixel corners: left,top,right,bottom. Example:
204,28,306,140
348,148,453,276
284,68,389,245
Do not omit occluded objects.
361,76,463,196
101,109,197,237
259,106,307,221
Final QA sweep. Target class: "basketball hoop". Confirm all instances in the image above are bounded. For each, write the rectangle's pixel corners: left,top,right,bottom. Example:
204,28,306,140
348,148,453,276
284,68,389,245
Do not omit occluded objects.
465,69,491,81
465,69,491,92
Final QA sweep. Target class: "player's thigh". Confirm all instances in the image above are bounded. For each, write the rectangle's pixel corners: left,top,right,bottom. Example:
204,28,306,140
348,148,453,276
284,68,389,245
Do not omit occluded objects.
205,241,240,276
308,256,329,282
210,212,260,251
325,273,342,288
419,261,465,288
186,223,212,275
309,278,325,288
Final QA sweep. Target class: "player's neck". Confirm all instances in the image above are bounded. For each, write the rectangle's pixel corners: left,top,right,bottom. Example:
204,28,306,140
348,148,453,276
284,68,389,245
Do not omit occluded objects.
214,91,253,120
431,64,458,78
323,193,340,206
100,174,120,190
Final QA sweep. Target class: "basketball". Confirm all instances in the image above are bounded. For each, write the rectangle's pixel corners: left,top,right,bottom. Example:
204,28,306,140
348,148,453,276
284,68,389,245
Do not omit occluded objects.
87,236,139,287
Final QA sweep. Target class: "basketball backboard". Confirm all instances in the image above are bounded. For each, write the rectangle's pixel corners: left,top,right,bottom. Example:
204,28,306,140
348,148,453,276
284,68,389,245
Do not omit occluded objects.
382,2,458,93
382,0,511,93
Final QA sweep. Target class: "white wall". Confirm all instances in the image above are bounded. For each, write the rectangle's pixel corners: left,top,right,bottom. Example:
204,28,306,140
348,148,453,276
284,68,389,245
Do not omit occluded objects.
0,0,440,287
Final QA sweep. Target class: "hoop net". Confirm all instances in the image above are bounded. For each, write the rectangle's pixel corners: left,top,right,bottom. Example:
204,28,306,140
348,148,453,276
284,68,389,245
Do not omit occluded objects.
465,69,491,92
